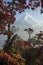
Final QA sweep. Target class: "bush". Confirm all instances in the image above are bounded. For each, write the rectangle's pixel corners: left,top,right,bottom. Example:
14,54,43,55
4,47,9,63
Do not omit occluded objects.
0,51,26,65
21,46,43,65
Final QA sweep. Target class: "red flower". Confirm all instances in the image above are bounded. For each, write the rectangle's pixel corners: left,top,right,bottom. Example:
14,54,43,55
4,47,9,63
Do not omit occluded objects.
0,24,5,29
17,62,20,65
41,0,43,8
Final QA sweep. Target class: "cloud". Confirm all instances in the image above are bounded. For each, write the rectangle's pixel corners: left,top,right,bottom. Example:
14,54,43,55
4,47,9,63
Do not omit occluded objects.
25,13,41,27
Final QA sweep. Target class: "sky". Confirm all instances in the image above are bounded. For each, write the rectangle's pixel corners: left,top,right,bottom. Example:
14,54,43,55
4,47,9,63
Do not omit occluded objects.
0,0,43,49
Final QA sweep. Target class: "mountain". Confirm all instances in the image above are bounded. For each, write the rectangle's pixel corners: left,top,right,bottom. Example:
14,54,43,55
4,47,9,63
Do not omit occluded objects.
14,13,41,40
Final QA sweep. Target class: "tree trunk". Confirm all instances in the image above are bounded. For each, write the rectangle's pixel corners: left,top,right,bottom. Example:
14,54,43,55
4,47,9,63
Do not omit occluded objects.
5,34,17,53
28,33,31,45
3,24,11,52
3,23,17,53
29,33,31,40
7,24,11,44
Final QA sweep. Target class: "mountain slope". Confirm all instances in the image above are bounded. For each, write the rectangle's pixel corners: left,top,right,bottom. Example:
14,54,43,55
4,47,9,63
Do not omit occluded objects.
14,13,41,40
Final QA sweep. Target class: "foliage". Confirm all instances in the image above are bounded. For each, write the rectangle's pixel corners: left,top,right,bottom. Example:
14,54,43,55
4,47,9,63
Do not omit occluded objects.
0,51,26,65
21,46,43,65
0,43,43,65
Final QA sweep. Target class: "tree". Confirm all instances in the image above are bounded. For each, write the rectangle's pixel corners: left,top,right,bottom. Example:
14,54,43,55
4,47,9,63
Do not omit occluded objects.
24,28,33,39
31,31,43,47
24,28,33,46
21,46,43,65
35,31,43,45
0,0,43,52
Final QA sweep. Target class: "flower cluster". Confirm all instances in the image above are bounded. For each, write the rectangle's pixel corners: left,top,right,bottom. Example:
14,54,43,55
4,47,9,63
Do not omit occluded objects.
0,52,20,65
0,11,15,24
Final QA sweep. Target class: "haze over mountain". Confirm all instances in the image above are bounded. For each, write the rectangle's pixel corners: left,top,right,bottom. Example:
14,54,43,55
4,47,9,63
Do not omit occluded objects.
15,13,41,40
0,13,41,49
